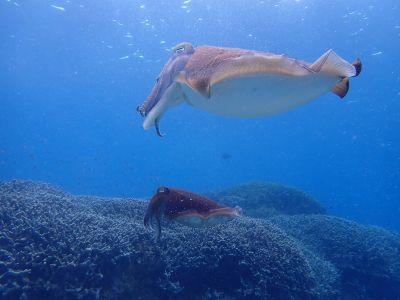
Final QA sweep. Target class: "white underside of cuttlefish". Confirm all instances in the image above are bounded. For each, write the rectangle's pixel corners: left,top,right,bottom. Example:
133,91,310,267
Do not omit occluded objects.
180,73,337,118
173,207,241,227
138,43,361,135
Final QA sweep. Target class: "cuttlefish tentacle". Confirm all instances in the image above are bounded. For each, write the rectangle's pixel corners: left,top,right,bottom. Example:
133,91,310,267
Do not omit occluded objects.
144,197,163,240
155,118,164,137
154,211,162,241
143,186,242,240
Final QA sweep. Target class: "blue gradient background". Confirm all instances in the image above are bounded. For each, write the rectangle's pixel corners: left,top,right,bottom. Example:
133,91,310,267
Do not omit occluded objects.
1,0,399,230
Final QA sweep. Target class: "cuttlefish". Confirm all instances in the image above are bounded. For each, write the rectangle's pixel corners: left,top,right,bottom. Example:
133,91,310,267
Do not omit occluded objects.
144,186,242,240
137,42,362,136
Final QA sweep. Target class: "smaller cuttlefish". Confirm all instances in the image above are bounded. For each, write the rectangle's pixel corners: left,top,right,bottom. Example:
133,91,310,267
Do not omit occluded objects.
144,186,242,240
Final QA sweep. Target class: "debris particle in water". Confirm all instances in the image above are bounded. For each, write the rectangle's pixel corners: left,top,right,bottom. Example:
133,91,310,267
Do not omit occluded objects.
112,19,123,26
371,51,382,56
50,5,65,11
119,56,129,60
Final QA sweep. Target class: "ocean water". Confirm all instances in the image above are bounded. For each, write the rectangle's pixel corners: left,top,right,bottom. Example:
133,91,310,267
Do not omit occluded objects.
1,0,399,230
0,1,400,298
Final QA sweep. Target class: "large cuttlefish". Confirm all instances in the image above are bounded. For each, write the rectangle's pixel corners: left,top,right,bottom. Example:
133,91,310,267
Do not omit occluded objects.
144,186,242,240
137,42,362,136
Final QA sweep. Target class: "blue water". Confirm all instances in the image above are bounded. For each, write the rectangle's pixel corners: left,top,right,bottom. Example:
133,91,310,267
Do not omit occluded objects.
0,0,399,231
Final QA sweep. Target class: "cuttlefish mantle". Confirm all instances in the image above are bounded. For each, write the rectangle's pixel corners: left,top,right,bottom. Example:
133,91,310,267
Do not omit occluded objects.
137,42,362,136
143,186,242,240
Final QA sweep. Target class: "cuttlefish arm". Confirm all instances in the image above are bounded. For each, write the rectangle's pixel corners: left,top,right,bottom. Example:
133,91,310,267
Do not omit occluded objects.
137,42,194,136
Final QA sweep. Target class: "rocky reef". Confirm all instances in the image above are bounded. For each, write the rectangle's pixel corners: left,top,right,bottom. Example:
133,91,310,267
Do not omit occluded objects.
211,182,326,218
0,180,399,299
270,214,400,299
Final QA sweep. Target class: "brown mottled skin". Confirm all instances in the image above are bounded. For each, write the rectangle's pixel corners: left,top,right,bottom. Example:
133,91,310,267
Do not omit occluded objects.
144,186,239,239
182,46,255,97
179,45,314,98
147,187,222,217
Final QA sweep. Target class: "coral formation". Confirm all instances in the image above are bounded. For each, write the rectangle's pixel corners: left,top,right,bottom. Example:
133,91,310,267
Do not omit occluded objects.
211,182,326,218
0,180,398,299
0,180,330,299
270,214,400,299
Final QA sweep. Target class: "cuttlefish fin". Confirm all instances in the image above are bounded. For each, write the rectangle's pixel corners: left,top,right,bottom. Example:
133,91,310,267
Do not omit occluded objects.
331,77,350,99
351,59,362,77
311,51,362,99
331,58,362,99
310,49,358,78
174,71,187,84
175,71,211,99
189,78,211,98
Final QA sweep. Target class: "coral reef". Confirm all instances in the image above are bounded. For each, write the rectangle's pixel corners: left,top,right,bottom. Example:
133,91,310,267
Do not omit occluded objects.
270,214,400,299
210,182,326,218
0,180,332,299
0,180,398,299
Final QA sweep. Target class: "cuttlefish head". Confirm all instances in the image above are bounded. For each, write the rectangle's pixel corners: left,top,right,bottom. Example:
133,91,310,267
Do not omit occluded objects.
144,186,242,240
137,42,195,137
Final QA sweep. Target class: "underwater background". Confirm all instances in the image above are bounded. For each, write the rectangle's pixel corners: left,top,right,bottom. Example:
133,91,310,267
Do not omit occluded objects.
1,0,399,231
1,1,400,299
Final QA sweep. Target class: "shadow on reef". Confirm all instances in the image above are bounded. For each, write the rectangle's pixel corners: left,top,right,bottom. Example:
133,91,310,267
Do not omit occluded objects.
0,180,399,299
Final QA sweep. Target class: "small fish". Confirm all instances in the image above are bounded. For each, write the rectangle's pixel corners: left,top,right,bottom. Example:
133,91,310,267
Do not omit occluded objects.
144,187,242,240
221,153,231,160
137,42,362,136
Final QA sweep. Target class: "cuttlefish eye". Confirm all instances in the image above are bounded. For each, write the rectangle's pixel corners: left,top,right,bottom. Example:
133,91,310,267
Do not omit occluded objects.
175,46,185,53
172,42,194,55
157,186,170,194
